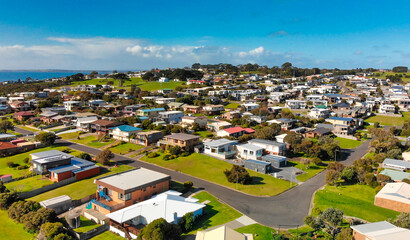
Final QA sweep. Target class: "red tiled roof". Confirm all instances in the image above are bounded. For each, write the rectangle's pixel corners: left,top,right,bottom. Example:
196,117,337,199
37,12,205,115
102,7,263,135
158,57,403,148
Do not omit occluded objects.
244,128,255,133
0,142,18,150
90,119,118,126
224,126,245,134
14,111,34,116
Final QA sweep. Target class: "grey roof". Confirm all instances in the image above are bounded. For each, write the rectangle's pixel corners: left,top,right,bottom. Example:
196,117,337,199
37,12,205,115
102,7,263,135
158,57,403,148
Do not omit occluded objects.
30,150,72,160
245,159,270,165
204,138,237,147
0,134,16,139
316,123,334,130
238,143,264,151
49,157,95,174
248,138,286,147
261,154,287,162
165,133,200,141
350,221,396,234
314,127,332,134
383,158,410,169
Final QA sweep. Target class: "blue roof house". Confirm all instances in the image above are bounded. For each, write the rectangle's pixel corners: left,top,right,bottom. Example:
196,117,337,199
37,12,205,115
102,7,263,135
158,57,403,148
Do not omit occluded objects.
110,125,142,142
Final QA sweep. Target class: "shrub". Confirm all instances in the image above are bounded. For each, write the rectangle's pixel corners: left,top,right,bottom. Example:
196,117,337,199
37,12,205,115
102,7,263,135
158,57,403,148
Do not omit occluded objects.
169,146,182,156
181,152,190,157
8,200,40,223
78,153,92,161
35,132,57,146
21,208,57,233
224,165,252,184
147,152,159,158
96,149,113,165
17,165,28,170
7,161,14,168
163,154,171,161
183,181,193,192
23,157,29,164
0,192,19,210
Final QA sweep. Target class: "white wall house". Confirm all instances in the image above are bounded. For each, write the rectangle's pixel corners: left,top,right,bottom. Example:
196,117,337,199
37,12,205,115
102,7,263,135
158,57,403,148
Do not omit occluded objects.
63,101,82,111
237,143,263,160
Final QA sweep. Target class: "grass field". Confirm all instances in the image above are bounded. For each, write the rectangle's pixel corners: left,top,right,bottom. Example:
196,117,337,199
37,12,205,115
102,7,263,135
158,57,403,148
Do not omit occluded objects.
141,152,296,196
193,131,214,138
89,231,125,240
109,142,143,155
58,131,80,140
0,145,83,178
373,71,410,82
365,115,406,126
236,224,275,240
6,175,53,193
225,102,241,109
29,165,133,202
74,216,101,233
72,135,115,148
314,185,399,222
335,137,362,149
0,210,33,240
289,160,327,182
17,125,40,132
69,77,185,91
187,191,242,233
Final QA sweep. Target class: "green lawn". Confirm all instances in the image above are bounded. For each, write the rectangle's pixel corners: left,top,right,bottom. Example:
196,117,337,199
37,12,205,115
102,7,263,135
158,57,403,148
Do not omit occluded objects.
72,135,115,148
6,175,53,193
140,152,296,196
188,191,242,233
0,210,33,240
289,161,327,182
193,131,214,138
6,129,23,136
287,225,314,237
17,125,40,132
0,145,83,178
89,231,125,240
58,131,80,140
236,224,275,240
335,137,362,149
314,185,400,222
109,142,144,155
225,102,241,109
74,216,101,233
365,115,405,126
29,165,134,202
69,77,185,91
372,71,410,82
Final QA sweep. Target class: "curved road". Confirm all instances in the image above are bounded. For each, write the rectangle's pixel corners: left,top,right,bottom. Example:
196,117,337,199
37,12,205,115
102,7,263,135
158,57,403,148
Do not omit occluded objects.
16,127,369,227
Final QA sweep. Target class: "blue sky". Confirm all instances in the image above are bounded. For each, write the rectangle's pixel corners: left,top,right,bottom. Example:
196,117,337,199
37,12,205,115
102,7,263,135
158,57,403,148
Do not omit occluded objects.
0,0,408,70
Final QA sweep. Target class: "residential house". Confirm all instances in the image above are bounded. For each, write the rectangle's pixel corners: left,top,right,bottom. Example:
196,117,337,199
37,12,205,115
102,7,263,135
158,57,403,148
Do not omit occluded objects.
248,139,287,156
207,120,232,131
203,138,237,159
242,103,259,112
381,158,410,171
267,118,297,130
379,104,396,114
308,108,331,119
75,116,99,131
196,225,253,240
133,131,163,146
331,102,351,110
49,157,100,182
39,111,59,124
89,119,122,135
107,191,205,239
155,98,176,105
14,111,34,121
167,102,185,111
261,154,287,168
217,126,254,138
0,104,11,115
92,168,171,215
9,101,31,111
182,105,202,113
305,127,332,138
63,101,82,111
351,221,410,240
158,133,200,152
237,143,263,160
374,182,410,212
181,116,208,129
88,100,106,109
123,105,146,113
158,77,169,82
158,111,184,123
0,142,19,156
285,100,307,109
137,108,165,118
222,111,241,120
202,104,225,115
110,125,142,142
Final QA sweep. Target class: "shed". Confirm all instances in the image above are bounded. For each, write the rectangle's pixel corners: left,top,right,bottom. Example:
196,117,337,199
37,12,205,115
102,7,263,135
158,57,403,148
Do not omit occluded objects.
261,154,287,168
40,195,72,214
0,174,12,183
244,159,271,174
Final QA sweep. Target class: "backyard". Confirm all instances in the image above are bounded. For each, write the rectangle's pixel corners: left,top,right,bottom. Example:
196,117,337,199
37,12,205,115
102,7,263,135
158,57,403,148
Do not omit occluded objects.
225,102,241,109
72,135,115,148
29,165,133,202
236,224,275,240
335,137,362,149
6,175,53,193
140,152,296,196
74,216,101,233
186,191,242,234
193,130,214,138
365,115,406,126
313,185,399,222
109,142,144,155
90,231,125,240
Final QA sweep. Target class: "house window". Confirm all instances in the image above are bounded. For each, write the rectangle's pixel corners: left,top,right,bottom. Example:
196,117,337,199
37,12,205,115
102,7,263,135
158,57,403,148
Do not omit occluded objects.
125,193,131,201
53,173,57,179
118,193,124,200
153,184,156,189
244,150,248,154
108,189,112,196
143,187,146,192
250,151,254,155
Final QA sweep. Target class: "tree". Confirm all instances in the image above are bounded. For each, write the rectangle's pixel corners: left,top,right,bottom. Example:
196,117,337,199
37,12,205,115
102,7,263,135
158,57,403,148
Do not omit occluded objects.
304,215,322,230
336,227,353,240
0,120,14,133
392,66,408,73
8,200,40,222
376,174,391,185
326,170,340,186
78,153,92,161
37,222,70,240
319,207,344,238
183,181,193,193
35,132,56,146
137,218,181,240
224,165,252,184
284,133,303,154
327,162,345,173
365,173,377,187
390,212,410,229
254,127,276,140
0,181,9,193
0,192,19,210
179,212,194,232
21,208,57,233
319,136,340,160
340,167,356,183
169,146,182,156
95,149,113,165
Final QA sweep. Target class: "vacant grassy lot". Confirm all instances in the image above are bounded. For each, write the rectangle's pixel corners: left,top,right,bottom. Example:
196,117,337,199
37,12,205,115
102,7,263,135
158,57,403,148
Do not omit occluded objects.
193,131,214,138
141,152,296,196
373,71,410,82
225,102,241,109
335,137,362,149
70,77,185,91
0,210,33,240
365,115,405,126
58,131,80,140
89,231,125,240
29,165,133,202
109,142,143,155
6,175,53,193
72,135,115,148
17,125,40,132
289,160,328,182
187,191,242,233
236,224,275,240
314,185,399,222
0,145,83,178
74,216,101,233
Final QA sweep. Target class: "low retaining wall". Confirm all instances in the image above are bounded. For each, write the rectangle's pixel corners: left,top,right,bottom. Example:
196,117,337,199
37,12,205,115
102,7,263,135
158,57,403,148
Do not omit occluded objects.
68,223,110,240
19,176,77,199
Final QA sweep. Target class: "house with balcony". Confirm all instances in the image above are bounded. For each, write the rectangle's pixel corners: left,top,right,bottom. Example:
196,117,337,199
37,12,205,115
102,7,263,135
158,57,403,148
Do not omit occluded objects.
133,131,163,146
202,104,225,115
106,190,205,239
158,133,200,152
158,111,184,124
237,143,263,160
285,100,307,109
203,138,238,159
63,101,82,111
182,105,202,113
207,120,232,131
248,139,287,156
379,104,396,114
89,119,122,135
75,116,99,131
181,116,208,129
267,118,297,130
308,108,331,119
242,103,259,112
110,125,142,142
136,108,165,118
92,168,171,215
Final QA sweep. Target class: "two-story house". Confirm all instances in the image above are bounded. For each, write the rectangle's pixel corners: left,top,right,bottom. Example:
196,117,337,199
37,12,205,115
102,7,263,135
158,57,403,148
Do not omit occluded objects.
63,101,83,111
203,138,238,159
89,119,122,135
158,111,184,124
181,116,208,129
136,108,166,118
133,131,164,146
202,104,225,115
237,143,264,160
109,125,142,142
158,133,200,152
285,100,307,109
248,139,287,156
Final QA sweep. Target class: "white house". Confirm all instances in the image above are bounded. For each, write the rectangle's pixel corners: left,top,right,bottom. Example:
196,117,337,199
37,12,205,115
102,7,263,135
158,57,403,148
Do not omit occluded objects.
106,191,205,239
237,143,263,160
109,125,142,142
63,101,82,111
379,104,396,114
242,103,259,112
248,139,287,156
285,100,307,109
308,108,331,119
155,98,176,105
204,138,237,159
158,77,169,82
158,111,184,123
75,116,98,131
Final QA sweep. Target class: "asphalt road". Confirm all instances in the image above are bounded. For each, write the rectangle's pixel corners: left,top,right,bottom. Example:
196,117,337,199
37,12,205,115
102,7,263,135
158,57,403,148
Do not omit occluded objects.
15,127,370,227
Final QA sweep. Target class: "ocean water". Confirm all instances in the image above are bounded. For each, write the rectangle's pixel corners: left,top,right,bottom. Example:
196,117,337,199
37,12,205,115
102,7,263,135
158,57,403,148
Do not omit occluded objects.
0,71,93,82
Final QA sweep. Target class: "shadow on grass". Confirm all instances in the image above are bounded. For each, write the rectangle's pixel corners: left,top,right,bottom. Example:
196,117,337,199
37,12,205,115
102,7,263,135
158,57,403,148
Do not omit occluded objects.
249,176,266,185
189,204,220,232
